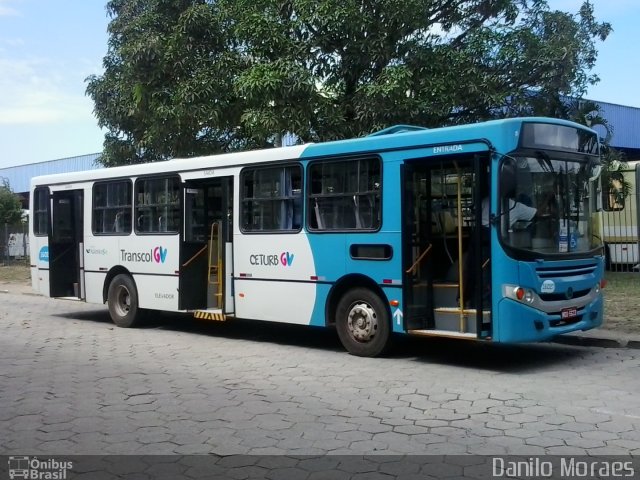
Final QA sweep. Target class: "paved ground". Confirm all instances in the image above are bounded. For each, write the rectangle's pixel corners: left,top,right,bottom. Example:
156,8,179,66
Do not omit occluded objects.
1,291,640,457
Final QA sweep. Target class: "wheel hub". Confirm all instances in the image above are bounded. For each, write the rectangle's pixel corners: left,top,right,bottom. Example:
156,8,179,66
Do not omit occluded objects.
347,302,378,342
115,286,131,316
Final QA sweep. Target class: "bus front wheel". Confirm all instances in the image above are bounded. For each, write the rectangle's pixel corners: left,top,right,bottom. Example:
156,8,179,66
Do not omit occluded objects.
335,288,391,357
107,274,141,328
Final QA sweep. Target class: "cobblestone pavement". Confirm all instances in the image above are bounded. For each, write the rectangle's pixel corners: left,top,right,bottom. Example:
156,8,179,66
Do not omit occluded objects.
1,292,639,457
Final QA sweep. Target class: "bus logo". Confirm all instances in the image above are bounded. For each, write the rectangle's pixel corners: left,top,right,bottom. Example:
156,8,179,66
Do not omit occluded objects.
280,251,294,267
120,247,168,264
153,246,168,263
38,246,49,262
8,456,29,479
249,251,294,267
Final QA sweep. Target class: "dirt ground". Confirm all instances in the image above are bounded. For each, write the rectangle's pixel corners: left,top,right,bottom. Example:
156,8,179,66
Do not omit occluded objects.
0,263,31,293
602,272,640,335
2,264,638,335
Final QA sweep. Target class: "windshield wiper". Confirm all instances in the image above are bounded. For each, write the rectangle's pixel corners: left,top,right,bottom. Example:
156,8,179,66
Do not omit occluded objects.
535,151,554,173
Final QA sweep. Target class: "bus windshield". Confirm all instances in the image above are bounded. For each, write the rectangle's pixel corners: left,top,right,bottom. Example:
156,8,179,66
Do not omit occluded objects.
500,153,603,256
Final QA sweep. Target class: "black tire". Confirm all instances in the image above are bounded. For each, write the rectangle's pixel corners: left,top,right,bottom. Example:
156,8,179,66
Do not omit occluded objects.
107,274,142,328
335,288,391,357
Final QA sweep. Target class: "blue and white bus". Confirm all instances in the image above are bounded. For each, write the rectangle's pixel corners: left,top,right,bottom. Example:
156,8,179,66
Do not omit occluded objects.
29,117,605,356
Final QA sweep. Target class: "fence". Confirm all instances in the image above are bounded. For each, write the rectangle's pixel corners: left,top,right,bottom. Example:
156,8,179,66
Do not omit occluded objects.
602,165,640,273
1,222,29,265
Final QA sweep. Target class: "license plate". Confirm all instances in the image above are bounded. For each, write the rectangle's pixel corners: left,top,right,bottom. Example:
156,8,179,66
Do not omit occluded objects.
561,307,577,320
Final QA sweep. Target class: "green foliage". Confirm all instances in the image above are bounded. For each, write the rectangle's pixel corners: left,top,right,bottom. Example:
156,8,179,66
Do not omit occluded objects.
566,99,632,200
0,180,24,225
87,0,611,166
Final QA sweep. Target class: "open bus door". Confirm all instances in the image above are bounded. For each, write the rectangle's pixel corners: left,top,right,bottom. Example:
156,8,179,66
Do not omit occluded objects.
49,189,84,299
179,177,234,319
401,162,434,331
402,155,491,339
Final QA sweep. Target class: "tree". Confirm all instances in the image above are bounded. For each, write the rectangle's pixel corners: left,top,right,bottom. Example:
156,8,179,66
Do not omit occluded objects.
567,99,632,202
0,180,23,225
87,0,611,166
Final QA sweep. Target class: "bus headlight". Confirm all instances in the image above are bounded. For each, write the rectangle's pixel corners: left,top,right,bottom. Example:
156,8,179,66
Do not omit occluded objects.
503,285,535,304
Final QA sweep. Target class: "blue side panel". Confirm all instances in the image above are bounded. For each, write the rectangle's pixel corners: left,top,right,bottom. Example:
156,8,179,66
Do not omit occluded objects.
309,284,332,327
305,234,346,327
300,150,405,328
298,138,493,332
382,286,406,333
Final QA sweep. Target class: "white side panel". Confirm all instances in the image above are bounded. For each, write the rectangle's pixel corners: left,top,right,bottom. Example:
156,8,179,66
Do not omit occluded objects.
30,266,38,292
78,242,85,299
36,269,50,297
233,232,316,324
83,234,181,310
31,235,49,296
234,279,316,324
84,271,106,304
136,274,181,311
224,242,234,313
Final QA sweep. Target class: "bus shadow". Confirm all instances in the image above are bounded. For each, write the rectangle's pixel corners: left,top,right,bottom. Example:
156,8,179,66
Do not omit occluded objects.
52,309,588,373
148,313,346,353
156,316,589,374
52,309,113,324
390,336,585,373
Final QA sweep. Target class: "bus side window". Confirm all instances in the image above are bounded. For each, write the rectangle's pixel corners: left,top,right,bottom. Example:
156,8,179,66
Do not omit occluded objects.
92,180,132,235
308,157,381,231
240,164,302,233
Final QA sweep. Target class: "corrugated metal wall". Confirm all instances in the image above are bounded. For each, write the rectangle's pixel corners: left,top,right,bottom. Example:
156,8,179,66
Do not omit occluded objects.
597,101,640,150
0,153,102,193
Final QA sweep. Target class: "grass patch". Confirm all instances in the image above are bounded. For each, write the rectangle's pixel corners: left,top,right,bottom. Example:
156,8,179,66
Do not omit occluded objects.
605,272,640,295
603,272,640,334
0,263,31,284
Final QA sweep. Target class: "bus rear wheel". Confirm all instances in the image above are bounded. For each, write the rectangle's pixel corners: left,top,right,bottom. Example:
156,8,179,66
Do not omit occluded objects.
335,288,391,357
107,274,142,328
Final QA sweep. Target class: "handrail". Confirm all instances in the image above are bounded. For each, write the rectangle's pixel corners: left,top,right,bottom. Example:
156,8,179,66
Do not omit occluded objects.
181,244,208,268
455,165,466,332
405,243,432,274
208,222,223,307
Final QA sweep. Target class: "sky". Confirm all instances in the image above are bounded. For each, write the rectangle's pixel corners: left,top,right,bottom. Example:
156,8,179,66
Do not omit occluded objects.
0,0,638,169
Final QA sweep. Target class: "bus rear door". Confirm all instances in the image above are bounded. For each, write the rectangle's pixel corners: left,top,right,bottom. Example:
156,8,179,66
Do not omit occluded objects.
180,177,234,318
49,189,84,299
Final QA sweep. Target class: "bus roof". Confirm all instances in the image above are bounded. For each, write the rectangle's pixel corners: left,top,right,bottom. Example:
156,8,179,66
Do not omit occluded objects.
30,117,595,188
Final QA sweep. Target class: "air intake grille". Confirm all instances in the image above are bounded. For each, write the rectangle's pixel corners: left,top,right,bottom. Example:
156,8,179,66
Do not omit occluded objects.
535,263,597,279
539,288,591,302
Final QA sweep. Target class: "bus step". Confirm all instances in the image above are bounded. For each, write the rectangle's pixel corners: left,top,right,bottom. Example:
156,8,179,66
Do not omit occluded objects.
408,329,478,340
433,308,490,334
193,309,228,321
433,283,459,307
434,307,490,315
433,283,459,288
